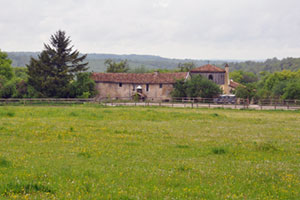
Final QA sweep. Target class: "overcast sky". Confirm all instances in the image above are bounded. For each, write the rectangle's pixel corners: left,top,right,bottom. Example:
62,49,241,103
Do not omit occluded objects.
1,0,300,60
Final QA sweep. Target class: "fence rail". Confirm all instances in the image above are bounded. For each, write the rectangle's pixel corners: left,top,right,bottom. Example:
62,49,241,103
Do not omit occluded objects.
0,98,95,105
1,98,300,110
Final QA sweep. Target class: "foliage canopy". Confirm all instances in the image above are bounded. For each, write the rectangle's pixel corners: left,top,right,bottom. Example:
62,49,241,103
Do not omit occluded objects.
172,75,222,98
0,50,14,81
105,59,129,73
27,30,89,97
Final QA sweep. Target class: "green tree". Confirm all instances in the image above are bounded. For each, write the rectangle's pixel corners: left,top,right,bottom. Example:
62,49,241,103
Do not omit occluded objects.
0,50,14,81
14,67,28,80
178,62,195,72
27,30,88,97
69,72,96,98
0,79,17,98
129,65,150,73
230,70,258,84
105,59,129,73
272,80,289,98
186,75,221,98
171,79,187,97
282,80,300,100
0,50,16,98
255,70,300,99
172,75,221,98
234,84,256,100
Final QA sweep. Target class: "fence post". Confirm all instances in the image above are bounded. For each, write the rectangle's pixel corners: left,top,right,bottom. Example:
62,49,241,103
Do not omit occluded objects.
260,100,262,110
287,101,289,110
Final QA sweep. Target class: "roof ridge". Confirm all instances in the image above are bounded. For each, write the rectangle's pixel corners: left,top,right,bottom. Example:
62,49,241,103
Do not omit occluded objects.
91,72,188,84
190,64,226,73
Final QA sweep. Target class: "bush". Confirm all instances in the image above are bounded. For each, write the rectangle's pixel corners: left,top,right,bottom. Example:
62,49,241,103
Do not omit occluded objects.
172,75,221,98
212,147,226,155
0,79,16,98
69,72,96,98
234,83,256,100
282,80,300,100
78,91,91,99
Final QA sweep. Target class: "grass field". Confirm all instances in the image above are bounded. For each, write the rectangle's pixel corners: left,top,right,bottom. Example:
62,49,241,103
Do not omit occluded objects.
0,105,300,199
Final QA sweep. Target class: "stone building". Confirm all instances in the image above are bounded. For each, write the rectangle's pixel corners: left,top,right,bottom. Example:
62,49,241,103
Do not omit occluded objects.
91,72,190,101
91,64,239,100
190,64,231,94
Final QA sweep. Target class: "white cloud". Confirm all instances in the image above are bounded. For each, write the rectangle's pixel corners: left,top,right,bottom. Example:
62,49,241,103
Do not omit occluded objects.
0,0,300,59
153,0,171,8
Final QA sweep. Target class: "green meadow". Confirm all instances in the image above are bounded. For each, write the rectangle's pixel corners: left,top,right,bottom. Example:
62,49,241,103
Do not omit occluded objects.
0,105,300,199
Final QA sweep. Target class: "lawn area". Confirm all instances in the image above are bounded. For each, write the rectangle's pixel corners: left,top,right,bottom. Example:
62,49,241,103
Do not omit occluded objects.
0,105,300,199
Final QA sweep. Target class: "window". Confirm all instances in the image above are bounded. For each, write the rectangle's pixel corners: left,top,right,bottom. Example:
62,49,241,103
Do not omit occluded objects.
119,83,122,87
133,84,136,91
159,84,163,88
208,74,213,80
146,84,149,92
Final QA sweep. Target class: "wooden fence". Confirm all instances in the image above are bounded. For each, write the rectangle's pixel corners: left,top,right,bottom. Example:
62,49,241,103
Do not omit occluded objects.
0,98,300,110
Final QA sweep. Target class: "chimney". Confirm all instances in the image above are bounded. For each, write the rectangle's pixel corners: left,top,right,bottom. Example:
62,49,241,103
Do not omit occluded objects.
224,64,230,94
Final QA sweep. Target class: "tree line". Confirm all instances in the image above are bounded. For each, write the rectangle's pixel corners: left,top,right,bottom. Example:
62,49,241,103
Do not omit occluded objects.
1,30,300,100
0,30,96,98
7,51,300,74
233,70,300,100
104,59,300,100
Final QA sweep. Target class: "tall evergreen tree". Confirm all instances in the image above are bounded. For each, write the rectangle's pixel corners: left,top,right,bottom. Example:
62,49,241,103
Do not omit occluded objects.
27,30,88,97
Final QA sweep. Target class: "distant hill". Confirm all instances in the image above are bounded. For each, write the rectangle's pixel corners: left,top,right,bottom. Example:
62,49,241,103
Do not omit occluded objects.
6,52,300,73
6,52,231,72
226,57,300,74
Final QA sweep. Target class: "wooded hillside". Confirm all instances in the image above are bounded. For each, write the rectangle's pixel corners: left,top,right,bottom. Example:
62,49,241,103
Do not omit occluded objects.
7,52,300,73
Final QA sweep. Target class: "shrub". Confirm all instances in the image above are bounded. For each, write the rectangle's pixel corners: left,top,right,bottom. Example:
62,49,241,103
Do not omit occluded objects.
1,182,54,195
256,142,278,152
0,79,16,98
212,147,226,155
172,75,221,98
0,157,11,167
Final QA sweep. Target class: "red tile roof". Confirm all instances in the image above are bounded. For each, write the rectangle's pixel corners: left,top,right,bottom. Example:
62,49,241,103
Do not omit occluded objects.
190,64,226,73
91,72,189,84
229,80,240,89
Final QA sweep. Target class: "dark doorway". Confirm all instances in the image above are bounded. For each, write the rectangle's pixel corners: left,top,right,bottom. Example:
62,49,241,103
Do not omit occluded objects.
208,74,213,80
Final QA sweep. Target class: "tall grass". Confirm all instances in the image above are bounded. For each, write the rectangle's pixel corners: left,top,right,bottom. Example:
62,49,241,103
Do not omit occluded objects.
0,105,299,199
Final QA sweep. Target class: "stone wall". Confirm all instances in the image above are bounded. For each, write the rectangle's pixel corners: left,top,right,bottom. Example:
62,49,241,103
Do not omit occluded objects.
191,72,225,85
95,82,174,101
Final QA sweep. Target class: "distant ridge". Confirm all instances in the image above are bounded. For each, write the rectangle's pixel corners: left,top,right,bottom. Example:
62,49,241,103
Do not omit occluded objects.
6,52,300,74
6,52,232,72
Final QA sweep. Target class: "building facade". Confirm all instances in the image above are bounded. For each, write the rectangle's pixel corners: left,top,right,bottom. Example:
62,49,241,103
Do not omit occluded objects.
190,64,231,94
91,64,238,100
91,72,190,101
